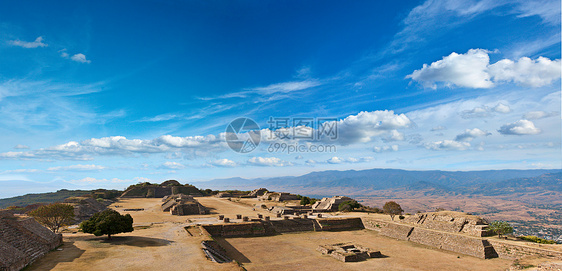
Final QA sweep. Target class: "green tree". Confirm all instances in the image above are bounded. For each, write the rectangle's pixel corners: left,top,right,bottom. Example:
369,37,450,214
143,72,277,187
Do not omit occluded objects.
488,221,513,238
80,209,133,239
300,196,311,205
338,200,361,212
383,201,404,221
28,203,75,233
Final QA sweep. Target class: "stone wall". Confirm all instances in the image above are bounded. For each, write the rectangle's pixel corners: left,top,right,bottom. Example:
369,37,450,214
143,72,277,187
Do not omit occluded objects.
200,222,267,237
408,227,497,259
316,217,364,231
199,217,365,237
488,240,562,260
404,212,491,237
379,222,414,240
0,214,62,271
360,217,389,232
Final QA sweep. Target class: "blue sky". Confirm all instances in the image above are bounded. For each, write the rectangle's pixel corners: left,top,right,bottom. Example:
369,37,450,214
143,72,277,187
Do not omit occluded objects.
0,0,560,197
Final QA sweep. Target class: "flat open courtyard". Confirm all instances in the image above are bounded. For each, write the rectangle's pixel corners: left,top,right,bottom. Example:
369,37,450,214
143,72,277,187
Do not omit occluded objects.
27,197,516,270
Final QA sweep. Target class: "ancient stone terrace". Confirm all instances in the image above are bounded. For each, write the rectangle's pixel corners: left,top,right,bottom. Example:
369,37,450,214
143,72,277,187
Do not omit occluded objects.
161,194,208,216
311,196,353,212
0,210,62,271
404,211,491,237
317,242,382,262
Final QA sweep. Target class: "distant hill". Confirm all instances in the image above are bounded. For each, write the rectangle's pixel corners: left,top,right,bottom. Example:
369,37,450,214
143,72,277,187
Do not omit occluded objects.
193,168,561,195
0,189,94,209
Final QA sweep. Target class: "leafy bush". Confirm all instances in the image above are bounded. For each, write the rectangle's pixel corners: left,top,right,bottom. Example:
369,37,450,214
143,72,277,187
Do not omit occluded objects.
519,235,556,244
338,200,361,212
489,221,513,238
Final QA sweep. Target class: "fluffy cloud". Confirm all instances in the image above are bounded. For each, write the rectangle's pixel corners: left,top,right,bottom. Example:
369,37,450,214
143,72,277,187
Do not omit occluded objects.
461,103,511,118
406,49,493,88
454,128,491,142
9,36,48,48
70,53,91,64
488,57,561,87
425,140,471,151
248,157,292,167
0,135,224,160
335,110,412,145
373,145,399,152
210,159,237,167
159,161,185,170
407,49,560,88
382,130,405,142
47,164,105,171
327,156,373,164
498,119,541,135
493,103,511,113
13,144,29,149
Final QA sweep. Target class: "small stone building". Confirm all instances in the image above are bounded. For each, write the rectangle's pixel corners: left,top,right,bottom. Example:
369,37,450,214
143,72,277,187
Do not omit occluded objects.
161,194,208,216
259,192,299,202
311,196,353,212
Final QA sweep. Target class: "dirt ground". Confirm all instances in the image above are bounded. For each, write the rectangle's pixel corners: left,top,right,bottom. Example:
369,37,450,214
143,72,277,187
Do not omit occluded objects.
24,197,546,271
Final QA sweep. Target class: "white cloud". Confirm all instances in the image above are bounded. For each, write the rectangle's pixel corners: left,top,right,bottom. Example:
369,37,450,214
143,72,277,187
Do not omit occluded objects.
249,80,321,95
498,119,541,135
9,36,47,48
373,145,399,153
407,49,493,89
523,111,558,119
492,103,511,113
0,134,224,160
13,144,29,149
70,53,91,64
48,164,105,171
248,157,292,167
454,128,491,142
327,156,373,164
461,103,511,118
460,105,491,118
210,159,237,167
514,0,561,25
488,57,561,87
425,140,471,151
335,110,412,145
1,169,39,174
407,49,560,88
159,161,185,170
382,130,405,142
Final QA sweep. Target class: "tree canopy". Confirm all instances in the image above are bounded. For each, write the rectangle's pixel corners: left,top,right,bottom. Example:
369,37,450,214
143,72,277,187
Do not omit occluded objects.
383,201,404,221
28,203,75,233
338,200,361,212
488,221,513,238
80,209,133,239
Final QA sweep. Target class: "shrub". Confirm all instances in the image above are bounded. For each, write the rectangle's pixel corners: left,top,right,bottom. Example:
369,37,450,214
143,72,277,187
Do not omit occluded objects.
519,235,556,244
488,221,513,238
399,215,405,220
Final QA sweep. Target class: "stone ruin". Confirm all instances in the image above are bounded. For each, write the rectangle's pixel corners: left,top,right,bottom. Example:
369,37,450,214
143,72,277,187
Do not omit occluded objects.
246,188,268,198
0,210,62,271
380,211,497,259
161,194,208,216
404,211,491,237
268,205,311,215
259,192,299,202
215,192,232,198
311,196,353,212
63,196,108,223
317,243,382,262
121,180,203,198
201,240,232,263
